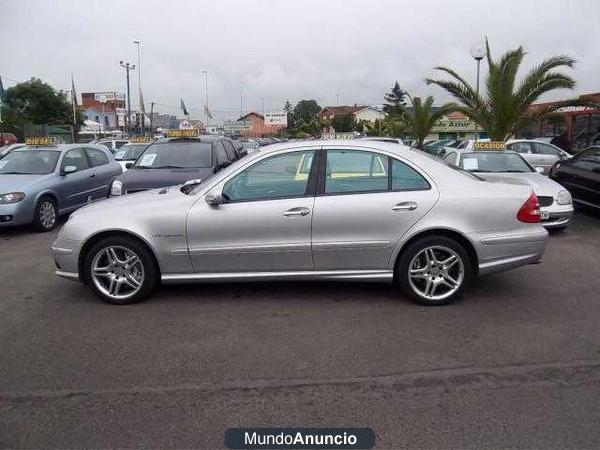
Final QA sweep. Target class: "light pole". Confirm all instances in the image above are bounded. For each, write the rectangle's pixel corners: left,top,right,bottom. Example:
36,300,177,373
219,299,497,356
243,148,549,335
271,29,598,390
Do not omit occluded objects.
239,86,243,118
470,41,485,141
335,92,340,106
202,70,209,132
119,61,135,135
260,96,265,115
133,40,142,134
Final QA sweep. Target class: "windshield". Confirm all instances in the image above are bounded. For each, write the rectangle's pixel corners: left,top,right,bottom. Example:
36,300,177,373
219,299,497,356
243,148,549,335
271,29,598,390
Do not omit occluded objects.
133,141,212,169
0,150,60,174
458,152,533,173
114,144,149,161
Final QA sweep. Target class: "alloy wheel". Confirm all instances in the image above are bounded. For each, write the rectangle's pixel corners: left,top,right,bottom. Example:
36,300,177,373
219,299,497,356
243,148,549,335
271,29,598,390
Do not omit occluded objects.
408,245,464,301
91,245,145,301
39,201,57,229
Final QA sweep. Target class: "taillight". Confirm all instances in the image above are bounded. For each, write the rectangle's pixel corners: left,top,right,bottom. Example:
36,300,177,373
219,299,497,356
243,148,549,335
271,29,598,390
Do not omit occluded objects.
517,192,541,223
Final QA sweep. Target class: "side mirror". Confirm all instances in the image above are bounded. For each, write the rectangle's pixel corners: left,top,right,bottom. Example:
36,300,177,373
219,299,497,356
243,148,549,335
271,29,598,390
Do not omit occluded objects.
63,165,77,175
125,162,134,169
535,167,545,174
205,191,225,206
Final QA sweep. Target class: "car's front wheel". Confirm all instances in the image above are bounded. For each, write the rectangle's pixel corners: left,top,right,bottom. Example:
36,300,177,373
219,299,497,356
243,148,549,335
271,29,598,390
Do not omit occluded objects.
33,197,58,231
397,235,473,306
83,236,158,305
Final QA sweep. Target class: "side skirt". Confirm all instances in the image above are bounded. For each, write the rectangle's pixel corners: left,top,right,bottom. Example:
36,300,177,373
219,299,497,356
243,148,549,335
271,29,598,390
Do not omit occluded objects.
161,270,394,284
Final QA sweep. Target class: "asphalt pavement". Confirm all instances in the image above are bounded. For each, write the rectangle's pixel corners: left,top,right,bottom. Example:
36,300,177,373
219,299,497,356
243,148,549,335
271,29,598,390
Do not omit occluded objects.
1,211,600,449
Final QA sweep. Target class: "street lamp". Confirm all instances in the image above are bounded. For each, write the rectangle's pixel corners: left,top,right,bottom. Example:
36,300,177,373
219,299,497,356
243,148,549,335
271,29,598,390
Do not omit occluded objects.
133,40,142,134
202,70,209,131
470,41,485,140
119,61,135,135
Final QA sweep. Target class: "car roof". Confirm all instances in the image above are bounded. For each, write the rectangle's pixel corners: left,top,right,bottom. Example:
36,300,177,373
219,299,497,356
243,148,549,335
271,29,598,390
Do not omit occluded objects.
17,143,111,153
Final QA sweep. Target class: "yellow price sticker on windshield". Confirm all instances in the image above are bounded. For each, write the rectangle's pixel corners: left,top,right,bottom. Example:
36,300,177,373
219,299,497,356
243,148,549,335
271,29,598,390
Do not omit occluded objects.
167,129,199,138
473,141,506,151
25,137,56,146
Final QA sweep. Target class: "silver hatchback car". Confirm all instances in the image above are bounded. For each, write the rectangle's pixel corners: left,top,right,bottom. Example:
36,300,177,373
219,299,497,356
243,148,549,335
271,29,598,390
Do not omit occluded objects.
52,140,548,305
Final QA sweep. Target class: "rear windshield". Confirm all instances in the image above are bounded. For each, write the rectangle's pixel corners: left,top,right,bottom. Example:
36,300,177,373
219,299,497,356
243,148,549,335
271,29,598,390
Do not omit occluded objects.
0,150,60,174
458,152,533,173
134,141,212,169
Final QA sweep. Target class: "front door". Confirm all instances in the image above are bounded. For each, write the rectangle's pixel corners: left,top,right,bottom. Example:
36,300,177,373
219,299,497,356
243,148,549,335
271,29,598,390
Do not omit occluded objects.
55,148,94,210
311,148,438,271
186,149,317,273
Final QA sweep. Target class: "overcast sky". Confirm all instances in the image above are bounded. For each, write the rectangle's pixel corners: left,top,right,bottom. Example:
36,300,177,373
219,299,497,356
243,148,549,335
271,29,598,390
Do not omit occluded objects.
2,0,599,121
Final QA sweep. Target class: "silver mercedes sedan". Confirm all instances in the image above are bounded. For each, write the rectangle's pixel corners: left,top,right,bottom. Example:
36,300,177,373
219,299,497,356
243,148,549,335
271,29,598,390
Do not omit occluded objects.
51,140,548,306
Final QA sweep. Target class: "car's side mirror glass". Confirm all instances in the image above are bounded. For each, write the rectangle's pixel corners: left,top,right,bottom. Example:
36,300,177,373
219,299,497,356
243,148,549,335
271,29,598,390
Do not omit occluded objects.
535,167,545,173
205,191,225,206
125,162,134,169
63,165,77,175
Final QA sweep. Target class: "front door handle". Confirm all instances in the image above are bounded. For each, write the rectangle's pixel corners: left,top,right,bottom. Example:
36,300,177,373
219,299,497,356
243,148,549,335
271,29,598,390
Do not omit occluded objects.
283,207,310,217
392,201,418,211
89,172,96,178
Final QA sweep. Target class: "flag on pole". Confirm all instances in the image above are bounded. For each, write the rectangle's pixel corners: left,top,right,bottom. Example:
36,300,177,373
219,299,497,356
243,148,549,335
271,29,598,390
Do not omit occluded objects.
70,74,78,125
204,104,213,120
180,98,189,117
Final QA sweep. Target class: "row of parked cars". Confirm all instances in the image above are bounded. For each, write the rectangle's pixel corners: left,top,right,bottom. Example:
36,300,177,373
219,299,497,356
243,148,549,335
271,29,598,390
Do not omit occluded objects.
1,133,597,307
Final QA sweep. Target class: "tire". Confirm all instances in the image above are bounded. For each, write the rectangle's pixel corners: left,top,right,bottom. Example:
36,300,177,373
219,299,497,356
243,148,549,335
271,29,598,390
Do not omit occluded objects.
397,235,473,306
83,236,158,305
33,196,58,232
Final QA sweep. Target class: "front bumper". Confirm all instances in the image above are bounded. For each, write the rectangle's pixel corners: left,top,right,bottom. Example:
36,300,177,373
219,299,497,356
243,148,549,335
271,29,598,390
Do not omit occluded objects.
51,237,83,281
0,200,35,227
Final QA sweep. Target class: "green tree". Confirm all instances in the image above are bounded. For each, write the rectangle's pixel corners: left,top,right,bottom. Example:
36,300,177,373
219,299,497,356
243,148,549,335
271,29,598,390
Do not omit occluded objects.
425,39,596,140
293,99,321,124
1,78,84,140
283,99,294,129
332,113,355,132
399,96,454,149
383,81,407,116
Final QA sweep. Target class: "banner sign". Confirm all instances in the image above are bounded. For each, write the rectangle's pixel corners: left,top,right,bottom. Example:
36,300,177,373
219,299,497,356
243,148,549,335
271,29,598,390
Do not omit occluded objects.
473,141,506,150
167,129,199,138
264,112,288,127
129,136,153,143
25,137,56,146
94,92,125,103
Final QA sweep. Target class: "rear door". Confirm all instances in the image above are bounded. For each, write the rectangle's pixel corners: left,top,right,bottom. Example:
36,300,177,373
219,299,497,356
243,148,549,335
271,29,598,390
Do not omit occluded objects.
532,142,562,173
311,147,438,271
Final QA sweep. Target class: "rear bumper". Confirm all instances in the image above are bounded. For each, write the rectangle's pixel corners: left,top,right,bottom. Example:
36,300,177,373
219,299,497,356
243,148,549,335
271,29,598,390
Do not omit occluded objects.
470,227,548,276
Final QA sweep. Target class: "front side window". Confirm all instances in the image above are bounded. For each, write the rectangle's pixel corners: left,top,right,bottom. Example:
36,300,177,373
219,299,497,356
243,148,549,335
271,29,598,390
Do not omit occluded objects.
444,152,457,165
85,148,109,167
62,148,90,172
325,150,388,194
222,150,315,202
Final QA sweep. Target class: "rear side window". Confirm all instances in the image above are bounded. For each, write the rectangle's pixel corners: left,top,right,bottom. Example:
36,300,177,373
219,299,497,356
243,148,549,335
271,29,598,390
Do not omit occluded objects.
85,148,109,167
391,159,430,190
507,142,532,154
214,142,229,165
444,152,457,165
222,140,238,160
325,150,388,194
533,142,560,156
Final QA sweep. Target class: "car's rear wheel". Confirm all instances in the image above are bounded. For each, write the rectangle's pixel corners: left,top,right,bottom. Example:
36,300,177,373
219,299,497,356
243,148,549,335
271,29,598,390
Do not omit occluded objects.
83,236,158,305
397,235,473,306
33,197,58,231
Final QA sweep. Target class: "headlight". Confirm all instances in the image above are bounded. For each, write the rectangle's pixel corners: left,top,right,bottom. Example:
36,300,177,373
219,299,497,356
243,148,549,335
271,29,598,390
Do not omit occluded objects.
557,190,572,205
110,180,123,196
0,192,26,204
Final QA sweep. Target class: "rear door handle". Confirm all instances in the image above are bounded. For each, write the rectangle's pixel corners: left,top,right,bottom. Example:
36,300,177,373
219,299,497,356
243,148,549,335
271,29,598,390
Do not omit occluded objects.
392,201,418,211
283,207,310,217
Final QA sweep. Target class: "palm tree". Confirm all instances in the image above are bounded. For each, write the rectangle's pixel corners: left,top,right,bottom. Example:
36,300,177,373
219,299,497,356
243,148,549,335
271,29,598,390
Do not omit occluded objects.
425,39,596,141
399,96,455,149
